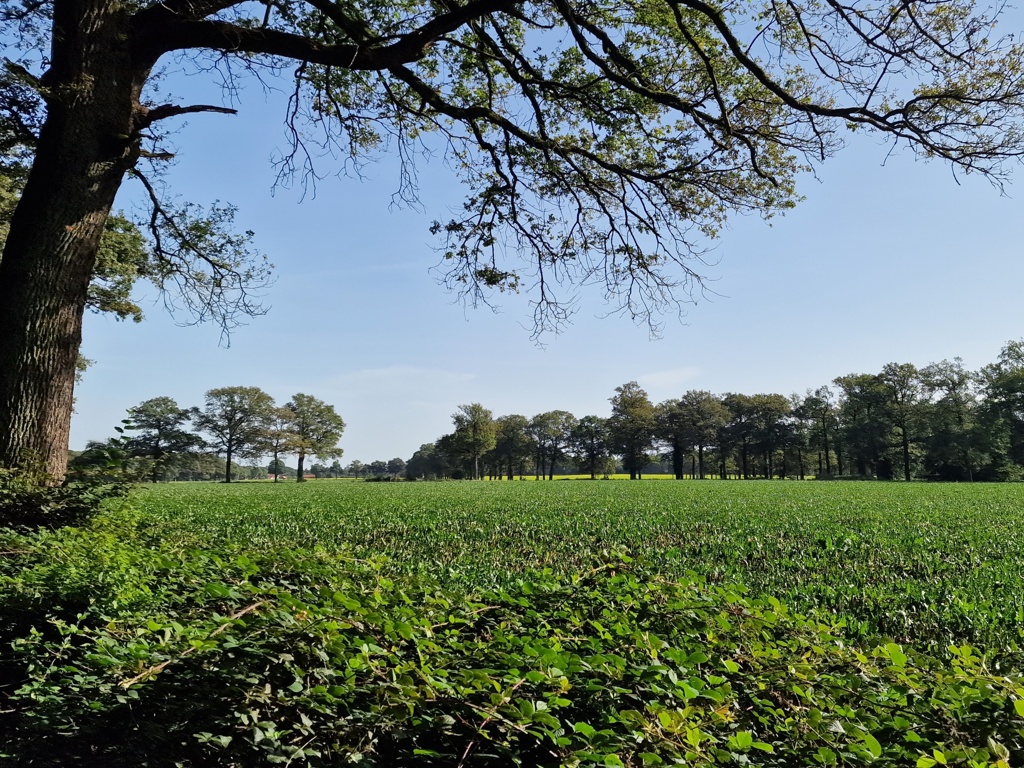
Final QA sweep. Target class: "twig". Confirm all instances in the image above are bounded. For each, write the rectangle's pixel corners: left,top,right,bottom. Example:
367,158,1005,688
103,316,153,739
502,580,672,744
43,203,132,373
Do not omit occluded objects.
119,600,267,688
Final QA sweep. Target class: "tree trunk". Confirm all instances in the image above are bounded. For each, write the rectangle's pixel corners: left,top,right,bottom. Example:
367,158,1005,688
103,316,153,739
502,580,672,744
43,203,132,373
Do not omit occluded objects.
672,438,684,479
297,451,306,482
225,445,233,483
0,0,150,479
698,444,705,479
901,426,912,481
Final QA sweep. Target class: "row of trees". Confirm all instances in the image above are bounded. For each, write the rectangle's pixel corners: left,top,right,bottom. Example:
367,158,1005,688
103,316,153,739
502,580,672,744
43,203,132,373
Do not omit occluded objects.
407,342,1024,482
72,387,344,483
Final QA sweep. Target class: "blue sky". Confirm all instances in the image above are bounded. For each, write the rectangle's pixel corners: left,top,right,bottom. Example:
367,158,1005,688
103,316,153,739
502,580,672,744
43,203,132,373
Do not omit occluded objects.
71,70,1024,464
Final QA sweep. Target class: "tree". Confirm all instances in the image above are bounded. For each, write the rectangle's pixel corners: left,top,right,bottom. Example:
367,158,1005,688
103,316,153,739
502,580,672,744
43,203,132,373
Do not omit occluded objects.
979,340,1024,479
750,394,792,480
920,358,982,480
834,374,891,478
0,160,152,325
266,406,297,483
123,396,202,482
529,410,577,479
681,391,730,480
194,386,276,483
878,362,924,481
6,0,1024,479
657,399,692,480
386,457,406,477
570,416,610,480
405,443,451,480
720,393,757,479
608,382,657,480
798,386,839,477
367,459,389,476
492,414,534,480
285,394,345,482
267,458,290,477
451,404,497,480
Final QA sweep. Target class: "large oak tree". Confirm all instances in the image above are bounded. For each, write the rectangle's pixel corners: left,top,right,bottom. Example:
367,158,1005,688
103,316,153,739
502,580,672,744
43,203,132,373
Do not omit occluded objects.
3,0,1024,479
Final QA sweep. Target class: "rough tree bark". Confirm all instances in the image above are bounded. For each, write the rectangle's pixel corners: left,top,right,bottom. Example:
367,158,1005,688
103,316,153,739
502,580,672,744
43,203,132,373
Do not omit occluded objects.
0,0,149,478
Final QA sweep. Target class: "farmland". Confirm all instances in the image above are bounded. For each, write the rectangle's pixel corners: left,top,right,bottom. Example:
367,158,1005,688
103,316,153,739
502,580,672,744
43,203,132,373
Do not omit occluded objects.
140,479,1024,652
3,480,1024,766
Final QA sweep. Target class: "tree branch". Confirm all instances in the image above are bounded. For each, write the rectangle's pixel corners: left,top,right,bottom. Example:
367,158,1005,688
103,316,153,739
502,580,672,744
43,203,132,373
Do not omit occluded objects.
140,102,238,128
132,0,522,70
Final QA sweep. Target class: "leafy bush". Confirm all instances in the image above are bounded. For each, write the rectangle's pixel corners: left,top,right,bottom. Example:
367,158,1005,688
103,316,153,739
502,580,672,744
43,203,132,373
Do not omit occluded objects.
1,507,1022,766
0,465,130,531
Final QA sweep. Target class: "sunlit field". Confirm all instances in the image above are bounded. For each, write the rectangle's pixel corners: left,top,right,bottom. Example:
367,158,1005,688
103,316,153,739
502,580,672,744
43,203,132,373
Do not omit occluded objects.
7,479,1024,765
140,479,1024,653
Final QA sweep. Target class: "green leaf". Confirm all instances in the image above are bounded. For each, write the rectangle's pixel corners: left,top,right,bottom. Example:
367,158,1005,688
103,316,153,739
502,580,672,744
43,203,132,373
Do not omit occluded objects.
862,732,882,758
886,642,907,668
203,582,231,598
573,722,596,739
729,731,752,750
1014,699,1024,717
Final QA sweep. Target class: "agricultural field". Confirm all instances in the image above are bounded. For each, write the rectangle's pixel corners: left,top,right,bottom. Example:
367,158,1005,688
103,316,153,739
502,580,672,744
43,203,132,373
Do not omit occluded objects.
139,479,1024,652
3,480,1024,766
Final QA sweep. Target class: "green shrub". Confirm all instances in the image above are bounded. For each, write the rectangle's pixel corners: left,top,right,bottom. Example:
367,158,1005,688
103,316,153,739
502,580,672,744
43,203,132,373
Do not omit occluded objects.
0,465,130,532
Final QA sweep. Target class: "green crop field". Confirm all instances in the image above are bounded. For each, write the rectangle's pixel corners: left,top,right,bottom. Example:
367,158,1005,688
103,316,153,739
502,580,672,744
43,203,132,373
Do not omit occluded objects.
3,480,1024,766
139,479,1024,652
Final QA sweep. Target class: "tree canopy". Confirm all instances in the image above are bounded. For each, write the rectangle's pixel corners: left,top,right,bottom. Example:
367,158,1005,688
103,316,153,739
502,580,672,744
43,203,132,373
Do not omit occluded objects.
3,0,1024,476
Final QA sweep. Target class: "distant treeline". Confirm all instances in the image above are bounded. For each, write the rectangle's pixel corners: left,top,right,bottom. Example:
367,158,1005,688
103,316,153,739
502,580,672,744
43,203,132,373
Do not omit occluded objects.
78,340,1024,483
407,341,1024,482
71,386,344,484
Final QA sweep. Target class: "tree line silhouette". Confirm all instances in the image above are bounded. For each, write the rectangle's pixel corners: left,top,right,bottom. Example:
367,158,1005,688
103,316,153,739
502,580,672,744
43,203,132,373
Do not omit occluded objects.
408,342,1024,482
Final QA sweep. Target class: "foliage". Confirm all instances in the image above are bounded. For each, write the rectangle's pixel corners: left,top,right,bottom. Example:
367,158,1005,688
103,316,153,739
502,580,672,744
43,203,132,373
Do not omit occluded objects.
132,481,1024,655
452,404,498,480
284,394,346,482
608,383,658,479
123,396,203,482
0,465,129,532
1,497,1023,766
570,416,611,480
194,387,277,482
